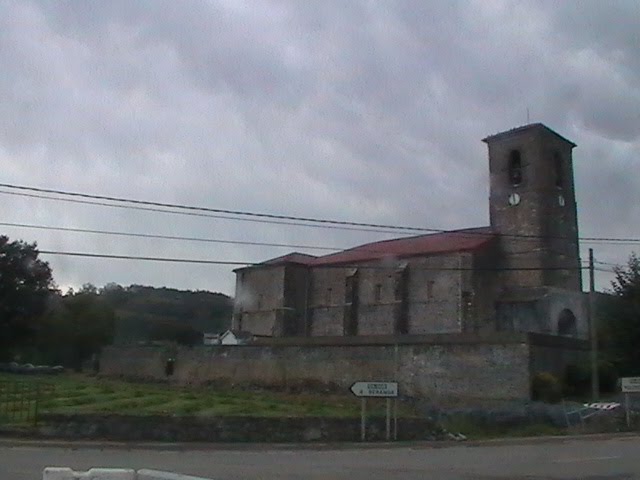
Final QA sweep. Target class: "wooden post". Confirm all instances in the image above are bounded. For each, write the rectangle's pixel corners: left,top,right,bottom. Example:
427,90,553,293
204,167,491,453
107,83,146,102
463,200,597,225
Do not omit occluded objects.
361,398,366,441
34,384,41,427
626,393,631,429
562,399,571,428
394,398,398,440
589,248,599,401
386,398,391,441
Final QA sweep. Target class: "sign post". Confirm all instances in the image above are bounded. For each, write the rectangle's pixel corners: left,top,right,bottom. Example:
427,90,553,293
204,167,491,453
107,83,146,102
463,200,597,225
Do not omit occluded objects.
360,398,366,442
386,398,391,441
621,377,640,428
393,395,398,440
350,381,399,441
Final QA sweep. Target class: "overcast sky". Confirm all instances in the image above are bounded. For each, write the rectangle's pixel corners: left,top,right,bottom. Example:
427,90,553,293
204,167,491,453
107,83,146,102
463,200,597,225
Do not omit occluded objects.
1,0,639,295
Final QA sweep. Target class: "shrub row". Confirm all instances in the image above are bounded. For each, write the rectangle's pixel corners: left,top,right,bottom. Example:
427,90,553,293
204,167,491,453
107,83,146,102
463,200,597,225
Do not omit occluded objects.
531,362,619,403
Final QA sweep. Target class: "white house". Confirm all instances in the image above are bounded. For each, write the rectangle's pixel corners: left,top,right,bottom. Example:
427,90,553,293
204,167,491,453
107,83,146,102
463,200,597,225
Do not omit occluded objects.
219,329,254,345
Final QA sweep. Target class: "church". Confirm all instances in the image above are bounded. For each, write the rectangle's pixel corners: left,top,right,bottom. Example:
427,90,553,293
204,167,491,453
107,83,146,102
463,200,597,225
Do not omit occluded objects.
231,123,588,340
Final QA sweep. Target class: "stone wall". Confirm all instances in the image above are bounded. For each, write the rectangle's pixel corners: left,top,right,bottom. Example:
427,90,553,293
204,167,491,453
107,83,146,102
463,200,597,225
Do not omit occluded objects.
233,265,285,336
305,253,474,337
309,267,349,336
405,254,467,334
101,333,586,401
38,414,439,442
486,125,581,291
528,333,590,378
496,288,589,340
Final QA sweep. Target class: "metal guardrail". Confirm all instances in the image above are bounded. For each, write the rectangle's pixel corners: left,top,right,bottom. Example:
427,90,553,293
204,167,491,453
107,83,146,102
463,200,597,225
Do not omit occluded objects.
563,401,621,427
0,380,52,426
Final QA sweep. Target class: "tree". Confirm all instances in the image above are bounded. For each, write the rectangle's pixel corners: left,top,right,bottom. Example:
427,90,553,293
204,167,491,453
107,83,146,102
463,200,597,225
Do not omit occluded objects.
0,236,54,360
601,253,640,375
37,289,115,370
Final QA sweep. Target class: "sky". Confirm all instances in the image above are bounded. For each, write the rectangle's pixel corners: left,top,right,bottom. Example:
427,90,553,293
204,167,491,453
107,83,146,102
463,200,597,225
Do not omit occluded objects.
0,0,639,296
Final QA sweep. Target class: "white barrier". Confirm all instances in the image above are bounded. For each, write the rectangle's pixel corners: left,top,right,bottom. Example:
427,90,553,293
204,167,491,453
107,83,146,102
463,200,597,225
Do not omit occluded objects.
43,468,136,480
43,468,211,480
137,470,213,480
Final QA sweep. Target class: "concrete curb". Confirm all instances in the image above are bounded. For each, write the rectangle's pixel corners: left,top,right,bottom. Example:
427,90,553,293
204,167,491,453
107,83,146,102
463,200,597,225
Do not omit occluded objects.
1,431,638,452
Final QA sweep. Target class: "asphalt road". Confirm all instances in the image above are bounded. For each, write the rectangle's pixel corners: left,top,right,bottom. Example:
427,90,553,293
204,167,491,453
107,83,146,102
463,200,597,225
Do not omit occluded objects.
2,435,640,480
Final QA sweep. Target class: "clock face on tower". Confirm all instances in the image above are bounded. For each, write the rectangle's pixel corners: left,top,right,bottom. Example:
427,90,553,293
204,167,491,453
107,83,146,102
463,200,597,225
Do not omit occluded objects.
558,194,566,207
508,193,521,206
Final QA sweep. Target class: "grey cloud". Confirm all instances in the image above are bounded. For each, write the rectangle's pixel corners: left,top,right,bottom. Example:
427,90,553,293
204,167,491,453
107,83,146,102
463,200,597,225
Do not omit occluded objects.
0,0,638,293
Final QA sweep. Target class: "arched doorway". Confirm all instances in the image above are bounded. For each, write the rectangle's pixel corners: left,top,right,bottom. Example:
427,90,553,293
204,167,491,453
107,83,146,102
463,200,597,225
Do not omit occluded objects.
557,309,577,336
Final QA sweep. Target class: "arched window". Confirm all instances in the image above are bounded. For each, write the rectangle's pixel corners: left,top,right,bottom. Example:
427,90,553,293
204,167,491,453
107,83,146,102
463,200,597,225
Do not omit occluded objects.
508,150,523,186
554,152,564,188
557,309,577,336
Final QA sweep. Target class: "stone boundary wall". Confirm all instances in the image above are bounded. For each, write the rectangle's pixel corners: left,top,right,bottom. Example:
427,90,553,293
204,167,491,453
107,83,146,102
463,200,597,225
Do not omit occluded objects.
528,333,590,378
101,333,589,400
38,414,438,442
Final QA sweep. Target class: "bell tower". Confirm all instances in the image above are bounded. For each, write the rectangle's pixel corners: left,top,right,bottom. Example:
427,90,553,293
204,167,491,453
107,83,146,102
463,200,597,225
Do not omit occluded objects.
483,123,581,291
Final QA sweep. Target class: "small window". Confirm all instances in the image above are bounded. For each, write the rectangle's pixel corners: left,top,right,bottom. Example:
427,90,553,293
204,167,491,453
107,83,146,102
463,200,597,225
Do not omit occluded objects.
165,358,175,376
426,280,435,300
508,150,523,186
554,152,564,188
345,273,356,300
394,265,408,301
374,284,382,302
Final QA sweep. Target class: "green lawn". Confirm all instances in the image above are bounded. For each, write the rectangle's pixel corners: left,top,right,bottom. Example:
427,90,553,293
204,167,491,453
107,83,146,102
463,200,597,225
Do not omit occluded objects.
0,373,413,419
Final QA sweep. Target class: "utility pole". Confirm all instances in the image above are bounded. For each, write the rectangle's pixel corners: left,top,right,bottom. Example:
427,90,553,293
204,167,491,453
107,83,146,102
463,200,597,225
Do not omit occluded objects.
589,248,599,401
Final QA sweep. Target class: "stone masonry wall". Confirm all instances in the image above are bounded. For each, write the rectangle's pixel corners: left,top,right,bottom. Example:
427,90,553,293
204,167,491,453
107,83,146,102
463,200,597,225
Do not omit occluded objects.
405,254,468,334
233,266,285,336
306,253,473,337
101,334,545,400
528,333,590,378
38,414,440,442
309,267,349,336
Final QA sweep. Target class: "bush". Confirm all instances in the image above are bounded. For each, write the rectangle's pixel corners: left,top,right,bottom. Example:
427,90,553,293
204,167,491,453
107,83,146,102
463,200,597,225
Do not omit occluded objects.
563,363,590,397
531,372,562,403
562,362,619,397
598,361,619,393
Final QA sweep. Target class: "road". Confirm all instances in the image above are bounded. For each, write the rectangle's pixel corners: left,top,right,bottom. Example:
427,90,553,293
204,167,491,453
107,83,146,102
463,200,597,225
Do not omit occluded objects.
1,435,639,480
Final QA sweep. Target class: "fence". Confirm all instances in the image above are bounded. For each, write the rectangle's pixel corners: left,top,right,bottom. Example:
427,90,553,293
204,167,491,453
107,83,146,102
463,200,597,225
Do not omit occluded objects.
0,380,51,425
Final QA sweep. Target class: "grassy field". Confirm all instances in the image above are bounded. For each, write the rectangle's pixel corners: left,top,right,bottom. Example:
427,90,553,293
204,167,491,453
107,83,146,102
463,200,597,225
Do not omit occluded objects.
0,373,413,419
1,374,589,440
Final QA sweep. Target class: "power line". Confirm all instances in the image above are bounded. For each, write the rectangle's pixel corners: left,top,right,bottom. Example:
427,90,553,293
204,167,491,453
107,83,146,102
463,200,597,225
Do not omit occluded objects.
37,249,587,271
0,220,562,258
582,239,640,245
0,221,344,252
38,250,250,265
594,260,621,267
595,267,616,274
0,190,410,236
0,183,430,233
2,182,639,243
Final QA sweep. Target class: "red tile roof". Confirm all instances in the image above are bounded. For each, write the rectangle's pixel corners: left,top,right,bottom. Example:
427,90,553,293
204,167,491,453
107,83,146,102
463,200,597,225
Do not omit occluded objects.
311,227,495,266
256,227,495,268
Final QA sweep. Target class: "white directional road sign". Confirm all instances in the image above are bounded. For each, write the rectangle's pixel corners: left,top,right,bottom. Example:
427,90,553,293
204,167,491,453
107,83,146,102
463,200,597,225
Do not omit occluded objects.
622,377,640,393
350,381,398,398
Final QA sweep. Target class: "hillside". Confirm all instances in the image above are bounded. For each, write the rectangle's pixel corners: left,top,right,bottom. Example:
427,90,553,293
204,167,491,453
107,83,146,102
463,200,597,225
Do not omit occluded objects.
100,284,233,345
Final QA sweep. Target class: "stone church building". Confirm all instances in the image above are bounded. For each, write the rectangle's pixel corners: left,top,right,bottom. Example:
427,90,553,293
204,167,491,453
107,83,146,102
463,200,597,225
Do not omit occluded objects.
232,123,588,340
